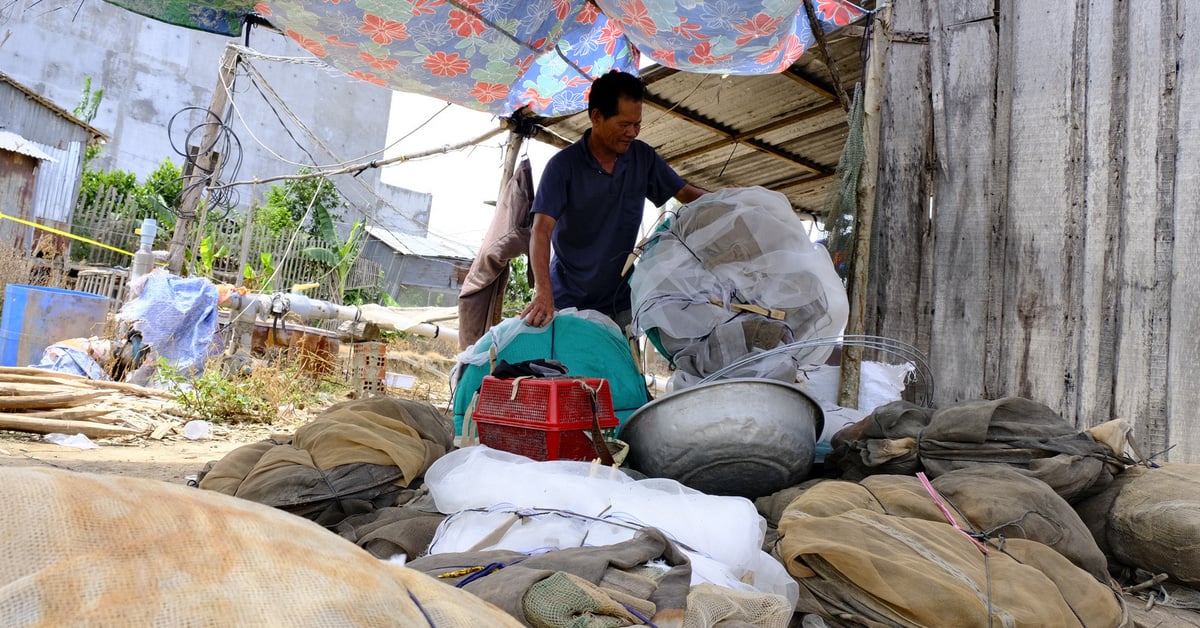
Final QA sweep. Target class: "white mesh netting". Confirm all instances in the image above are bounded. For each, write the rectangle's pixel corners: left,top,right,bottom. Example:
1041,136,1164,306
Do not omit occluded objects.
631,187,848,389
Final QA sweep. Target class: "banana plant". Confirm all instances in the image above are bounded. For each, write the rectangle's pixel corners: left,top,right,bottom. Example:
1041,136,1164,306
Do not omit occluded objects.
302,221,363,304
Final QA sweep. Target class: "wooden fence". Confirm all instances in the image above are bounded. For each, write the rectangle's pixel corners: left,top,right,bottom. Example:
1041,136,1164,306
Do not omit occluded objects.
861,0,1200,463
69,184,380,302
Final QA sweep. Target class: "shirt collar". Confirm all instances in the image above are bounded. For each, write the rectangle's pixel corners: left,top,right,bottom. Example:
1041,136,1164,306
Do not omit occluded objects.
579,128,630,174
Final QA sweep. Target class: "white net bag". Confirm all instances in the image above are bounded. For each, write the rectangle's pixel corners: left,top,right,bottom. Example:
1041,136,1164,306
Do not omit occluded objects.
631,187,848,388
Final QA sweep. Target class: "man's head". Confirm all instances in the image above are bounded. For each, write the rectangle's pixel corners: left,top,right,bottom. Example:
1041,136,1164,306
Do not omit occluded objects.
587,70,643,156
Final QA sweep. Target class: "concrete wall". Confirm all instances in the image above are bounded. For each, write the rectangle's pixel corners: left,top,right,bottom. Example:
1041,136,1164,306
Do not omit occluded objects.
0,0,432,235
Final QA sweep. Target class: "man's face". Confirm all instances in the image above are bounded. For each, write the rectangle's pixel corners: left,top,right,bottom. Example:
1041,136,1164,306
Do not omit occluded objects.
590,96,642,156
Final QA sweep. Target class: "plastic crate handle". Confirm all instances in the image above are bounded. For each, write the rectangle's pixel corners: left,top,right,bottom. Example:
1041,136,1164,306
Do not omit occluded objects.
575,379,615,466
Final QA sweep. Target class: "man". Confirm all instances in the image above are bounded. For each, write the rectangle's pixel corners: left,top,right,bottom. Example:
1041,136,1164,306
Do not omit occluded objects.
521,70,707,331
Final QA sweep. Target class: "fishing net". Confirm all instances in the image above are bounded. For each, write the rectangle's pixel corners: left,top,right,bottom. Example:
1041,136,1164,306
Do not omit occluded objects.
775,474,1126,627
0,466,520,626
630,186,848,389
1075,463,1200,587
821,82,865,282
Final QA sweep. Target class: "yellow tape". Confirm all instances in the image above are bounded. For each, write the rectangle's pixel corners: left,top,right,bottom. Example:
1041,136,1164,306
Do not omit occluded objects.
0,211,134,257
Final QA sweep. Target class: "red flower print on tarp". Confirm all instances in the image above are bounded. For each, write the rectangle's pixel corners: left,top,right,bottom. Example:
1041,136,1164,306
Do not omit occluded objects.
576,2,599,24
515,54,535,76
470,81,508,103
360,52,399,72
754,33,804,69
448,9,485,37
816,0,866,26
774,34,804,71
672,16,706,41
253,2,270,16
409,0,446,17
359,14,409,44
651,48,676,66
325,35,357,48
348,71,387,86
687,41,732,66
423,51,470,77
596,20,625,56
733,12,784,46
552,0,572,21
617,0,657,38
521,87,553,112
287,30,327,57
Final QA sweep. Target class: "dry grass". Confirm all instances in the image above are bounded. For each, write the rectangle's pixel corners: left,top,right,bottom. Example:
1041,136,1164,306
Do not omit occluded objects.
0,246,34,307
384,333,458,408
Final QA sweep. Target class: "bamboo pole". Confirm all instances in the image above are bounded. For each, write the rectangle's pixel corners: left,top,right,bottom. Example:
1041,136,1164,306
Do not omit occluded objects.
0,413,144,438
839,8,890,408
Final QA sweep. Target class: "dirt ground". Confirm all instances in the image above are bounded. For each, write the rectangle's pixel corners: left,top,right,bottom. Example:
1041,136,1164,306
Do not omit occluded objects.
0,425,273,485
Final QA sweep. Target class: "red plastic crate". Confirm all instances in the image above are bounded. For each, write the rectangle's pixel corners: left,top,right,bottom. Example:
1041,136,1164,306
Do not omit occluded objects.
473,376,618,461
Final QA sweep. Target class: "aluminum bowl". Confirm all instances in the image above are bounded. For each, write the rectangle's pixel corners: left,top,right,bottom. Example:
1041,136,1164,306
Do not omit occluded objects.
619,378,824,499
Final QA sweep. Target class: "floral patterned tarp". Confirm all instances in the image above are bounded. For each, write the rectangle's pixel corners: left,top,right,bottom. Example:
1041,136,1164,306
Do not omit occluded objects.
106,0,866,116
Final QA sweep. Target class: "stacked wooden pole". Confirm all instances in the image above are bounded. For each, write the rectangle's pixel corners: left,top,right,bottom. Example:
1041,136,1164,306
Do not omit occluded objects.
0,367,182,438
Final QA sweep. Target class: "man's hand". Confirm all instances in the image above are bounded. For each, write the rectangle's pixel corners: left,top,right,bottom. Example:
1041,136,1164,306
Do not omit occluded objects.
521,288,556,328
522,213,557,328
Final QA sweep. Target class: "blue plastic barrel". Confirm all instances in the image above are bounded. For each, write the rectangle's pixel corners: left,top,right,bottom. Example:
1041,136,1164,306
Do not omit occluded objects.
0,284,110,367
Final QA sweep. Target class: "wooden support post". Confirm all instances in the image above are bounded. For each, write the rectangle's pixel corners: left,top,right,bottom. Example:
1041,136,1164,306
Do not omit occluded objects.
839,8,890,409
167,43,240,274
802,0,853,112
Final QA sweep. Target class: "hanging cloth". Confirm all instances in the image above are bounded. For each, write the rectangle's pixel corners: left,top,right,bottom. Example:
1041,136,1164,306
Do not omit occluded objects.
457,158,534,349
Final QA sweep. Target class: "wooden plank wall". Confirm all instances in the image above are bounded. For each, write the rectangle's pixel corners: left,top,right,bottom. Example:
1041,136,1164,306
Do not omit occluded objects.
874,0,1200,461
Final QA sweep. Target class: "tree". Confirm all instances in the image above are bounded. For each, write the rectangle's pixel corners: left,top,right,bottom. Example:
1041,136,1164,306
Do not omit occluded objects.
258,170,345,240
72,76,104,166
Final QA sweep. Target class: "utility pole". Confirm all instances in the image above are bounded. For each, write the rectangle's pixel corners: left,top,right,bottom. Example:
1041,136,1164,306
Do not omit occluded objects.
166,43,240,274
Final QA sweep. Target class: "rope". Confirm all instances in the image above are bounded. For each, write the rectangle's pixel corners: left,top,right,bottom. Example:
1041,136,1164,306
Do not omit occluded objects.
0,212,133,257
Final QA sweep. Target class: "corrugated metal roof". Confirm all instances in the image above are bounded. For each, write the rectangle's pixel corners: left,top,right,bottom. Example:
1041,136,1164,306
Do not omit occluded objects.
0,72,108,143
540,9,873,218
364,225,477,260
0,130,55,161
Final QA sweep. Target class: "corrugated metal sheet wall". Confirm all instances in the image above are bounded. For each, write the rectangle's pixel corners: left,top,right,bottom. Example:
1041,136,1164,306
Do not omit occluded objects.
30,140,83,225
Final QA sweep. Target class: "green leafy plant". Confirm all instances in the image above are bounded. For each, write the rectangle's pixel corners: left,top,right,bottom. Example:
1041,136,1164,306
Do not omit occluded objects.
157,357,348,425
73,76,104,165
302,220,363,304
196,235,228,277
242,252,276,291
259,170,345,240
502,255,535,317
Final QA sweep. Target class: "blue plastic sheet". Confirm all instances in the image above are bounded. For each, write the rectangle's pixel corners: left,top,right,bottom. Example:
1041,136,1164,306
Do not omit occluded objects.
119,272,221,376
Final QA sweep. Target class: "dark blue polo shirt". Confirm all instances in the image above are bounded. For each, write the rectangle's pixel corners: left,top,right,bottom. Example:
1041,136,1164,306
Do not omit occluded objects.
531,130,685,316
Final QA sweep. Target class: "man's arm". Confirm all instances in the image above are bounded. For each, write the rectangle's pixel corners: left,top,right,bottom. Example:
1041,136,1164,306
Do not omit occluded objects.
674,183,708,204
520,213,557,327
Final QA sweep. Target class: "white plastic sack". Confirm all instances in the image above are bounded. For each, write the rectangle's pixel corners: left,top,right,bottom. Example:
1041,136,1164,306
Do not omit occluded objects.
424,446,798,607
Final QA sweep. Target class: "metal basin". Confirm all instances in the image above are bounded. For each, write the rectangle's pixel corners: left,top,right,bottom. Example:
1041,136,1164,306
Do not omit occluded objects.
619,378,824,500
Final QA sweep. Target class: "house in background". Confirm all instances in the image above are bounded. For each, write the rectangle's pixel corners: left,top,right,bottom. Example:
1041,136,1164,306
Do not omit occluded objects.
361,226,475,307
0,72,106,256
